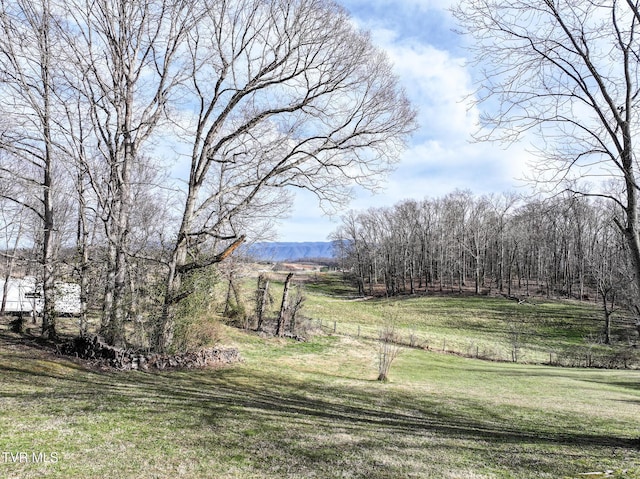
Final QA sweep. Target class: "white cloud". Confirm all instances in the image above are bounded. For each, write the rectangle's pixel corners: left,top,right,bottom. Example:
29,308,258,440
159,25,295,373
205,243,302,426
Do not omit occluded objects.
350,0,454,11
275,0,537,241
370,29,477,142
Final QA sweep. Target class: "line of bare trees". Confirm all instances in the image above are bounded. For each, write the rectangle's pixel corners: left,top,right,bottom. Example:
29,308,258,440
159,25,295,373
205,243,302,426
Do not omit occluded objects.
451,0,640,344
0,0,415,350
332,190,635,344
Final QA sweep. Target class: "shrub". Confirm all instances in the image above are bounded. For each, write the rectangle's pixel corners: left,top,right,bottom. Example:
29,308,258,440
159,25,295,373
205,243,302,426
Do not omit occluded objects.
377,308,402,382
171,266,223,352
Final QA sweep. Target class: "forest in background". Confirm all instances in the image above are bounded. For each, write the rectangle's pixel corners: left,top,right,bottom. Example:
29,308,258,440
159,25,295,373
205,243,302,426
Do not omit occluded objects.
331,189,638,346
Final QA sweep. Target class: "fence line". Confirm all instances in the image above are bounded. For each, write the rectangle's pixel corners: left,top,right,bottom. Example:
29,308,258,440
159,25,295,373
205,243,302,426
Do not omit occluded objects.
312,317,639,369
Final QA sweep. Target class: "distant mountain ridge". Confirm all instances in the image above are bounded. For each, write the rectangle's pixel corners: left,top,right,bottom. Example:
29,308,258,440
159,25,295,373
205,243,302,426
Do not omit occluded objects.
245,241,335,262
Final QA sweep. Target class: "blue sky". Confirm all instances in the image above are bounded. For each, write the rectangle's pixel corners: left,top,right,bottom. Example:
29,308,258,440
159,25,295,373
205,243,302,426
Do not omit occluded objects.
276,0,533,242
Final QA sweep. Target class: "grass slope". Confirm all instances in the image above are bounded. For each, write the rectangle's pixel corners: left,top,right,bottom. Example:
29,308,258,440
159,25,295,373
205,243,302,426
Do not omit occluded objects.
1,273,640,478
301,274,634,366
1,329,639,478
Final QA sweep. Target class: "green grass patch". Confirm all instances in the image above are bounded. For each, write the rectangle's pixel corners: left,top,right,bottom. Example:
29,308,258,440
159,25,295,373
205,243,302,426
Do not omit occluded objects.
301,272,360,297
1,325,640,478
299,277,630,366
2,273,640,478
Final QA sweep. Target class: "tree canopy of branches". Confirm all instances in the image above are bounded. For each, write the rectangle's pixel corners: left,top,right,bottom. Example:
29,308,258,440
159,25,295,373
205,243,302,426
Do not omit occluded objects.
0,0,415,349
453,0,640,312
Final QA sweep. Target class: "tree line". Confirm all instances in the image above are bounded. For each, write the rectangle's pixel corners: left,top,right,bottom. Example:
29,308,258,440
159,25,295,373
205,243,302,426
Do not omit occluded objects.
0,0,414,350
331,190,636,344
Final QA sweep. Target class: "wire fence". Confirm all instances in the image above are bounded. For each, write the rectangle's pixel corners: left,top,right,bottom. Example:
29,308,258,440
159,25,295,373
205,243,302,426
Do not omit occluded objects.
311,317,640,370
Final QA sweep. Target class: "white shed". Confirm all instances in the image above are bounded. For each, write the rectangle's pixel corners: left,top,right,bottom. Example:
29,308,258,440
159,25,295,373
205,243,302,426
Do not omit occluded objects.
54,282,81,315
0,277,81,315
0,277,41,313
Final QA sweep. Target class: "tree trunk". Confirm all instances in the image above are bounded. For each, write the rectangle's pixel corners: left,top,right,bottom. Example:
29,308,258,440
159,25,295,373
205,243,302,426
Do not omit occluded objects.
76,172,90,336
276,273,293,337
155,190,196,352
602,291,612,345
256,276,269,332
156,188,245,350
223,272,234,317
39,0,57,340
101,241,117,338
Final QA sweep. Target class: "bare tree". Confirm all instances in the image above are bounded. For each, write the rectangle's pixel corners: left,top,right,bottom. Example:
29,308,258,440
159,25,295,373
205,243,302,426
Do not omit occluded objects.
377,309,401,382
288,284,305,335
0,200,25,312
60,0,196,346
454,0,640,308
587,199,634,344
0,0,69,338
276,272,294,337
154,0,416,350
332,210,375,296
255,274,271,332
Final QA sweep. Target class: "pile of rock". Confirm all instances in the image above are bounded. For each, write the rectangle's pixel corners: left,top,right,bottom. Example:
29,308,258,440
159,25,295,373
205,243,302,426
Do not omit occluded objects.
59,335,241,371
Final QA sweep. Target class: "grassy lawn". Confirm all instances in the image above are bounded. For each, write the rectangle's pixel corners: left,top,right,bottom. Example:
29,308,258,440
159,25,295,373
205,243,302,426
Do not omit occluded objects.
1,273,639,478
1,324,640,478
300,273,630,366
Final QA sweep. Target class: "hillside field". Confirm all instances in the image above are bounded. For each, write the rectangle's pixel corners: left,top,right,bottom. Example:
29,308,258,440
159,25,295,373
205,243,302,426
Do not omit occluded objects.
1,273,640,478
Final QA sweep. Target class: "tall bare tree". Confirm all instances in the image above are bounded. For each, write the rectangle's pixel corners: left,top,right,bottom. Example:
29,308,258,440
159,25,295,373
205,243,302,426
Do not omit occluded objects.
454,0,640,308
0,0,66,338
0,199,26,314
60,0,195,346
153,0,416,350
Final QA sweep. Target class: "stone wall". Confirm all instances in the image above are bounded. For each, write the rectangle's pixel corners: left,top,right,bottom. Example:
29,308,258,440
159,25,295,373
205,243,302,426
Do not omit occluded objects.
59,335,241,371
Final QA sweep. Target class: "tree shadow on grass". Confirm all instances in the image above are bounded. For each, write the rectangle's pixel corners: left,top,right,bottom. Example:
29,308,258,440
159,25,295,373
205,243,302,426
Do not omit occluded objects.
585,379,640,392
6,358,634,449
2,349,639,478
130,368,640,477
